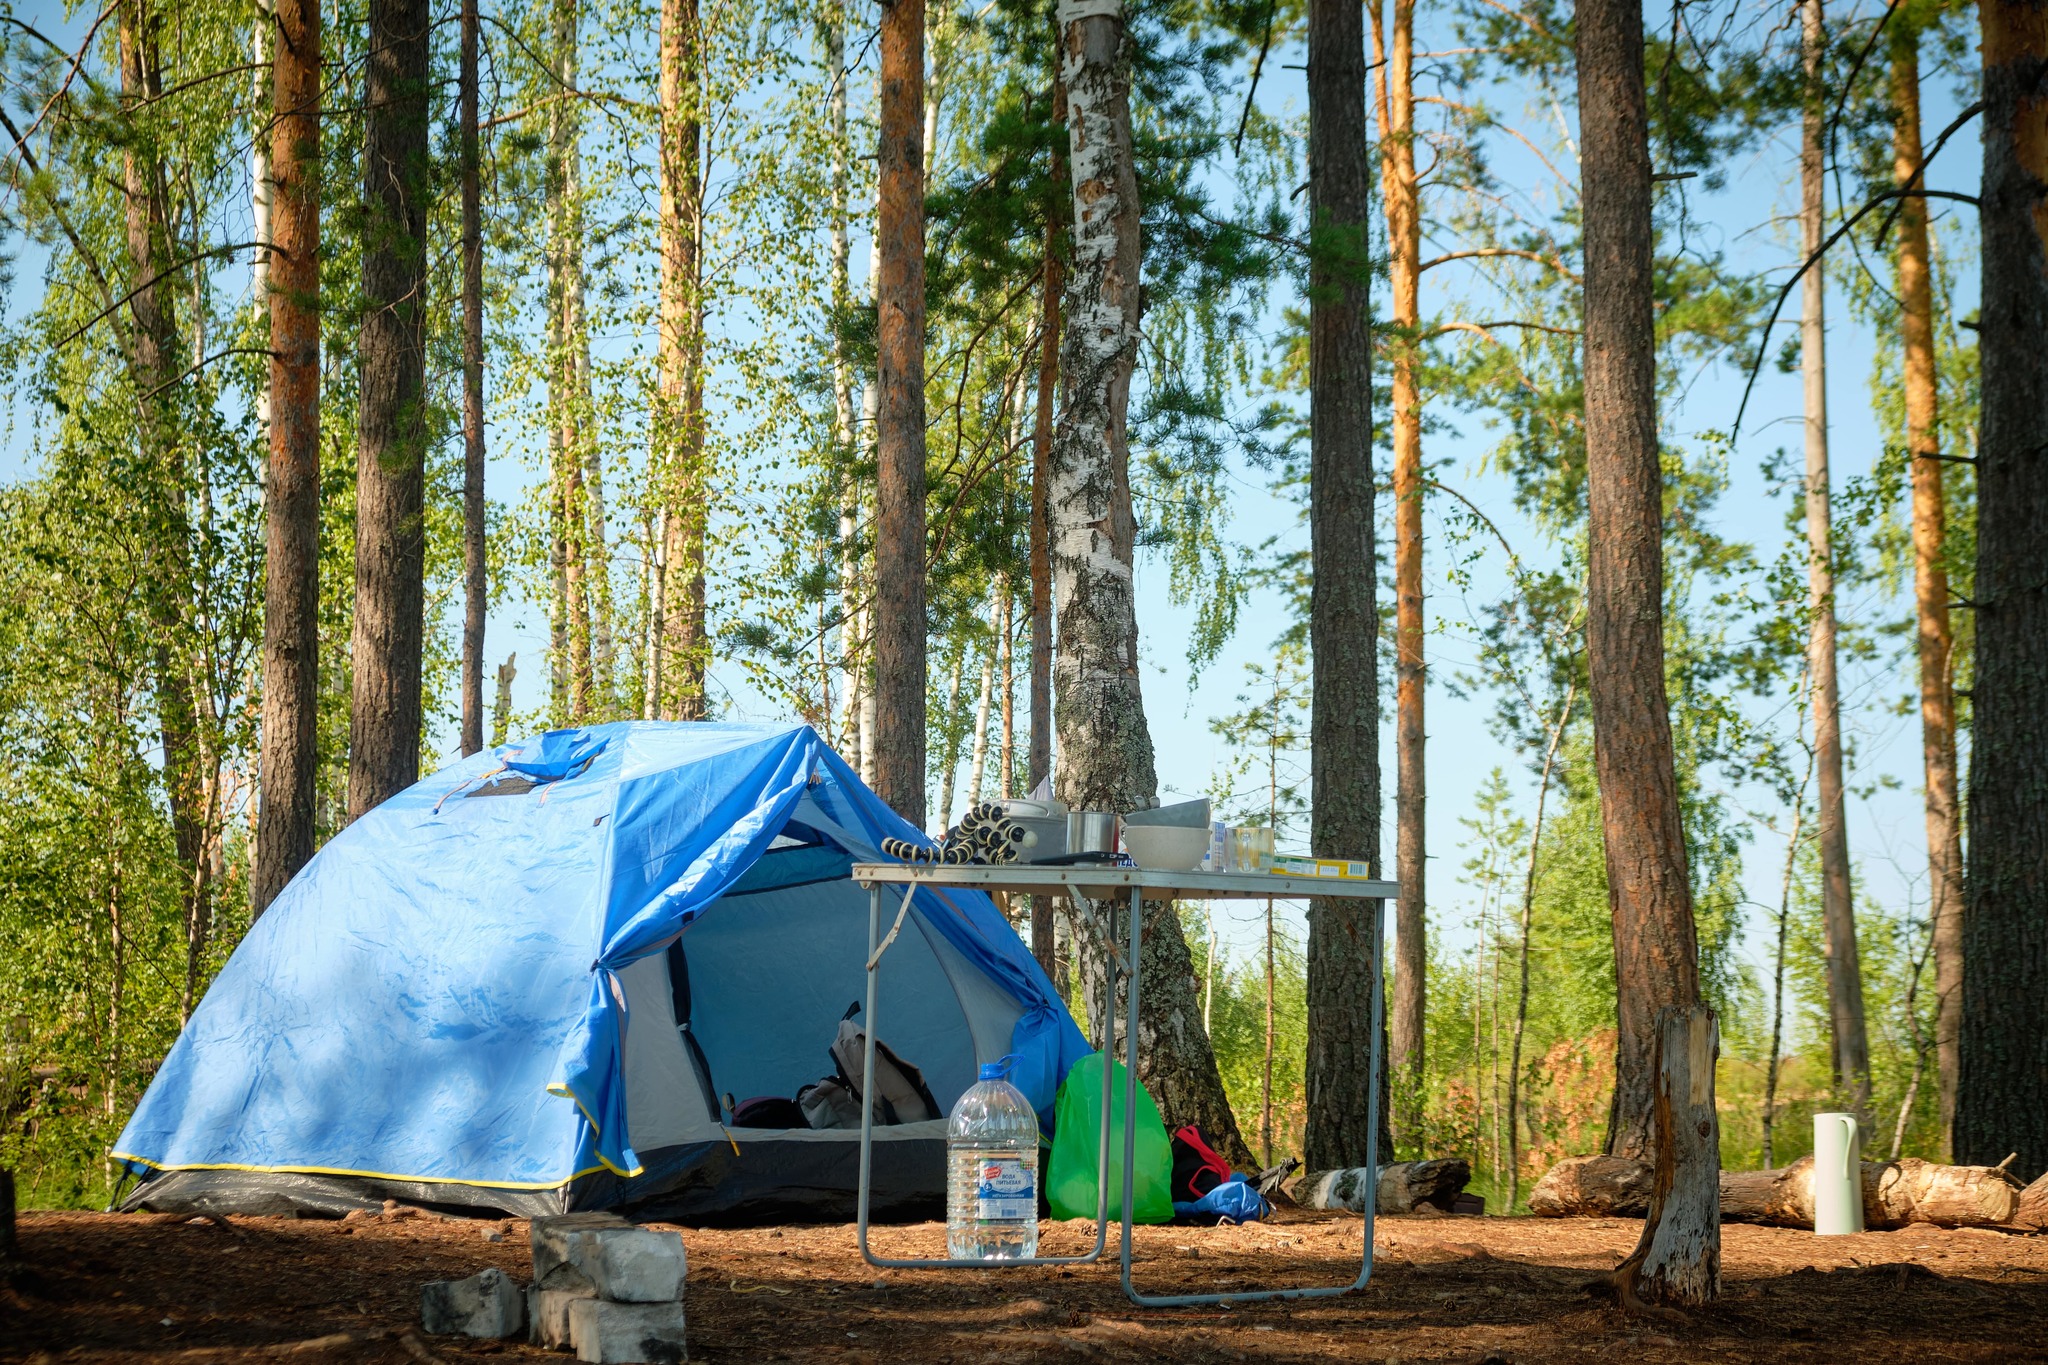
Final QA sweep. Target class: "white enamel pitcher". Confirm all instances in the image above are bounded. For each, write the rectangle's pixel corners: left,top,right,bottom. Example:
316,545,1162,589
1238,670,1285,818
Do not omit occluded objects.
1813,1111,1865,1235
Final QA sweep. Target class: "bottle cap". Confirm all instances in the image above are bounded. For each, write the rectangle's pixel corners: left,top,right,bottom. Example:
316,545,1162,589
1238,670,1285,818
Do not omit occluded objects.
978,1053,1020,1082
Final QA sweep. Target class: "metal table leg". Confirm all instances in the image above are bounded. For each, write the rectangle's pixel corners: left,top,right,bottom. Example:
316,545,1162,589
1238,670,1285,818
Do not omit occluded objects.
1119,888,1384,1307
857,881,1118,1269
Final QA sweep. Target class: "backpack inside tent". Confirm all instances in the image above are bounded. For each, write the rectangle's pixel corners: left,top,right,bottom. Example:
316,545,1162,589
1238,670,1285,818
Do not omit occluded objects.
112,722,1089,1223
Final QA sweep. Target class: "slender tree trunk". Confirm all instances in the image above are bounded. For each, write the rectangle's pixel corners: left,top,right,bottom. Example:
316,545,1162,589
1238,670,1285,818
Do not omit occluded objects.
1891,20,1965,1159
348,0,431,820
998,585,1015,796
1305,0,1386,1172
967,606,997,802
873,0,929,823
1957,0,2048,1179
1799,0,1870,1115
459,0,486,757
1579,0,1718,1300
827,2,861,757
1028,64,1066,977
492,654,517,747
936,651,966,832
548,0,594,719
1507,682,1574,1209
1579,0,1701,1162
1370,0,1427,1154
1263,893,1275,1166
1763,741,1813,1171
253,0,321,915
657,0,710,721
1054,0,1253,1169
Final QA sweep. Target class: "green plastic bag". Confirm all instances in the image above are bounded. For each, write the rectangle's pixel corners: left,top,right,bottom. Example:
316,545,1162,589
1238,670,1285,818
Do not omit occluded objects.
1045,1052,1174,1224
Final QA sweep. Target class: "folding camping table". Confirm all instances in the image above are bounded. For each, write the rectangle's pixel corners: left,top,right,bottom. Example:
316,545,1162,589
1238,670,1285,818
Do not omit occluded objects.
849,862,1400,1308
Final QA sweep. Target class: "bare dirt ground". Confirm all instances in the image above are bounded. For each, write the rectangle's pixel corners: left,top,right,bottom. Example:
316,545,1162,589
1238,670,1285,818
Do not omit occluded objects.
5,1207,2046,1364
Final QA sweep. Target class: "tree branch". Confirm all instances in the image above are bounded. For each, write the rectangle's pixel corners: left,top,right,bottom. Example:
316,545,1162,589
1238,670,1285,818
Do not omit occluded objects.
1419,246,1581,283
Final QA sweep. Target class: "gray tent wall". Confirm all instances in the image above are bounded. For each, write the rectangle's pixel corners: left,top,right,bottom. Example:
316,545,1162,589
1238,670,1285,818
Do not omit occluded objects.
124,845,1027,1223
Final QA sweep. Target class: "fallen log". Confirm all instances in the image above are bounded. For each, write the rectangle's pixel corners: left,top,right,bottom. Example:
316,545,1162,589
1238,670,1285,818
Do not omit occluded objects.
1528,1154,1651,1217
1534,1152,2023,1228
2016,1171,2048,1232
1293,1158,1472,1214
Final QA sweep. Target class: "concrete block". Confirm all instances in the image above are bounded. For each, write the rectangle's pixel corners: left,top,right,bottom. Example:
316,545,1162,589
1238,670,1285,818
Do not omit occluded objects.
420,1266,525,1339
569,1298,688,1364
533,1219,684,1303
530,1212,632,1287
529,1284,597,1350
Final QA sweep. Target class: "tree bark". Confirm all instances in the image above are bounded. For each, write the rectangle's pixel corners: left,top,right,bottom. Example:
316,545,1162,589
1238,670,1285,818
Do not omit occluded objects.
1577,0,1701,1164
1369,0,1427,1159
1891,21,1964,1160
1304,0,1387,1176
1798,0,1871,1116
549,0,594,720
1297,1158,1472,1214
1958,0,2048,1181
1614,1006,1721,1307
1053,0,1252,1169
1028,64,1066,979
348,0,432,820
1530,1153,1654,1217
2015,1171,2048,1230
253,0,321,915
1562,1154,2022,1228
656,0,709,721
459,0,486,758
873,0,929,824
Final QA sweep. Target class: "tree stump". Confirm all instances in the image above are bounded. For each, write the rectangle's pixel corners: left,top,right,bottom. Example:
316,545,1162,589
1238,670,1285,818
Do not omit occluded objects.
1620,1005,1721,1307
1529,1154,1653,1217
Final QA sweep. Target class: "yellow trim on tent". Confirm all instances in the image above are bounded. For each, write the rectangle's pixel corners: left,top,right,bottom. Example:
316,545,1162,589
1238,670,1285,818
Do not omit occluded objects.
108,1151,611,1190
544,1082,647,1178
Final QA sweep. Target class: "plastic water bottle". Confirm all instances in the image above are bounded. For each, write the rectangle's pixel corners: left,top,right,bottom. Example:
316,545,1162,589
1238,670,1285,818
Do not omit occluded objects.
946,1058,1039,1260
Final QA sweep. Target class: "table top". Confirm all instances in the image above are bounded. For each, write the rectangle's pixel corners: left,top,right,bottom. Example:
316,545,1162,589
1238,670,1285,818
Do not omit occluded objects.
849,861,1399,902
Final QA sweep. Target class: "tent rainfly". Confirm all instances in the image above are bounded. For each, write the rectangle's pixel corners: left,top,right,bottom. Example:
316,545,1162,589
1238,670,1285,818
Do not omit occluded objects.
114,721,1088,1222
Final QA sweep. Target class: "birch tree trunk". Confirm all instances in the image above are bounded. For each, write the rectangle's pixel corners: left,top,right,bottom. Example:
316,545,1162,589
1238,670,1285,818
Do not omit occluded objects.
254,0,321,914
348,0,432,820
1053,0,1253,1169
1028,63,1066,977
873,0,929,823
1305,0,1386,1172
656,0,710,721
1957,0,2048,1179
967,607,997,802
998,586,1015,796
827,3,862,758
459,0,486,757
1371,0,1426,1154
1798,0,1871,1116
1578,0,1703,1165
1890,20,1965,1158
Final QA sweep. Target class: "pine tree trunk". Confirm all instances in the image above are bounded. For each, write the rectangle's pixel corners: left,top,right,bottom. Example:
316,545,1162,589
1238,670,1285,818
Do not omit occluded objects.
873,0,929,824
828,3,860,756
459,0,486,757
657,0,709,721
1054,0,1253,1170
1890,22,1964,1159
1305,0,1386,1173
1798,0,1870,1116
348,0,431,820
1371,0,1427,1154
254,0,322,915
1957,0,2048,1179
1577,0,1702,1164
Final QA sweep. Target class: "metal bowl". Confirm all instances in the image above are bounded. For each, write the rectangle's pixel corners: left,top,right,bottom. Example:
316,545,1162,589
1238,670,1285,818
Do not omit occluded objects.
1120,823,1210,872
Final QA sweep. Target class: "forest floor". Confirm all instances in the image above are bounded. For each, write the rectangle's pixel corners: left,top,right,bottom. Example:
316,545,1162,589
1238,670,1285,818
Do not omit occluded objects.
5,1207,2046,1364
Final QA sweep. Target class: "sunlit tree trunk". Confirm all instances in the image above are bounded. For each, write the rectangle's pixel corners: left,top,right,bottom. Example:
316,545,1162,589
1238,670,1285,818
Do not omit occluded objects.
1054,0,1253,1168
1890,20,1964,1158
254,0,321,914
1305,0,1386,1172
1028,61,1066,977
1799,0,1870,1115
459,0,486,757
1957,0,2048,1178
1370,0,1426,1154
874,0,929,822
656,0,710,720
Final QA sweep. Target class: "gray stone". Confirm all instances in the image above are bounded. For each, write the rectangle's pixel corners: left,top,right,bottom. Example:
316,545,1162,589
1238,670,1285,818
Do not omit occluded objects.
529,1284,598,1350
530,1212,632,1286
420,1266,525,1339
532,1218,684,1303
569,1298,688,1364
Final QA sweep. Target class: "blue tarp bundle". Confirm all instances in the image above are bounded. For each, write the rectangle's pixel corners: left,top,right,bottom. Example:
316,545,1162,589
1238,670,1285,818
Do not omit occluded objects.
114,721,1088,1196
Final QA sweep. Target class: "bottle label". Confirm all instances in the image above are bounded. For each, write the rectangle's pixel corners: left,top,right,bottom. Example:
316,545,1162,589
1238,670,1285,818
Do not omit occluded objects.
975,1156,1035,1221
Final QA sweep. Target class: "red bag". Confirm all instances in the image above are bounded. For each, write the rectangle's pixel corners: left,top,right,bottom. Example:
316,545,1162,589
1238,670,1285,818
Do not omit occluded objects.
1170,1125,1234,1203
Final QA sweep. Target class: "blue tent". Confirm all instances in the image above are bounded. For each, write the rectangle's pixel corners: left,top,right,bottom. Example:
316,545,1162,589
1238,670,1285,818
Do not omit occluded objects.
114,721,1089,1221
